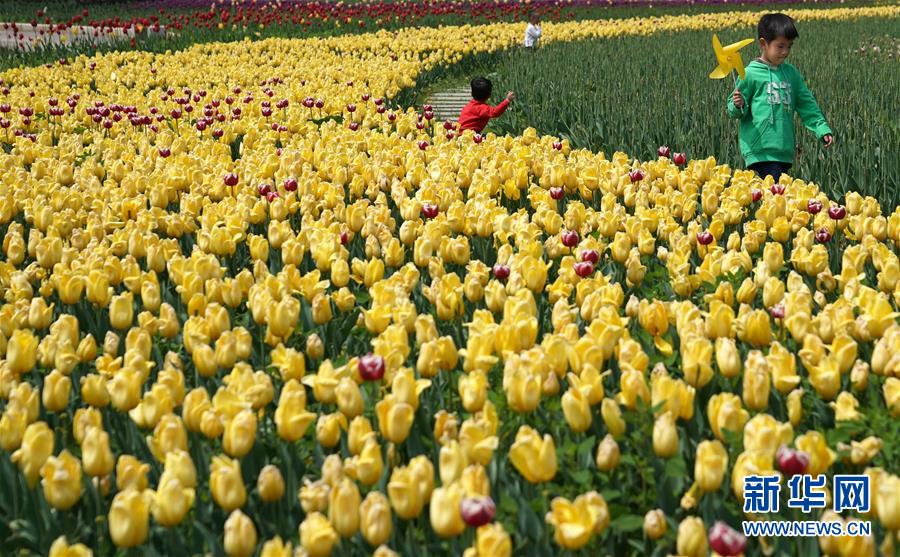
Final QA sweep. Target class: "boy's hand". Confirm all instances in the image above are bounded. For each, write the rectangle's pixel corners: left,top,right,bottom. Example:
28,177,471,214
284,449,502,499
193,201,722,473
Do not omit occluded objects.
732,89,745,109
506,91,516,102
823,134,834,149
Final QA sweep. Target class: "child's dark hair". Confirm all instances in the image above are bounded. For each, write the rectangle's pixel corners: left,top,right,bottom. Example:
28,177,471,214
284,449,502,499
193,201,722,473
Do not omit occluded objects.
471,77,492,102
758,13,799,42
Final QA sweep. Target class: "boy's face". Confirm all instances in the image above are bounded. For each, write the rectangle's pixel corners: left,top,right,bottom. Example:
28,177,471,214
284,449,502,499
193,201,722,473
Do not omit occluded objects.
759,37,793,65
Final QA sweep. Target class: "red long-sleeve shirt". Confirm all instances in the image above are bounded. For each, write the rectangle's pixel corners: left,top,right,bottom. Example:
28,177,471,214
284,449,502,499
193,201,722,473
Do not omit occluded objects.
457,98,509,133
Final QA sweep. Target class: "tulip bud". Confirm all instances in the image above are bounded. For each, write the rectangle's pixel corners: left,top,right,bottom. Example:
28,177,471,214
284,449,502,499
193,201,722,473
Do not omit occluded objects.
224,509,258,557
329,477,361,538
652,411,679,458
676,516,708,557
257,464,286,503
644,509,667,540
595,434,620,472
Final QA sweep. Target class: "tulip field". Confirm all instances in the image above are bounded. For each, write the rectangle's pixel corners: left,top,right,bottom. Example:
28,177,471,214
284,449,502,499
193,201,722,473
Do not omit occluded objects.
483,16,900,208
1,3,900,557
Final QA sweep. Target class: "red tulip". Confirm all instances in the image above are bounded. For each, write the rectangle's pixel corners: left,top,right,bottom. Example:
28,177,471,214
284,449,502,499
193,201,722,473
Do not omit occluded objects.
696,231,714,245
158,147,170,158
492,264,510,280
549,187,564,200
561,230,579,248
445,132,454,140
443,120,453,130
348,121,359,131
358,353,385,381
460,496,496,527
574,261,594,277
828,206,846,220
658,145,671,158
387,112,396,122
223,173,238,187
283,178,298,192
257,183,271,196
672,152,687,165
580,249,599,264
807,199,823,214
340,231,349,245
552,141,562,151
418,140,429,150
628,169,645,183
776,445,809,477
265,190,279,202
770,183,785,195
416,122,425,130
770,303,785,319
815,228,832,244
422,203,439,219
751,188,763,202
473,133,483,144
708,521,747,557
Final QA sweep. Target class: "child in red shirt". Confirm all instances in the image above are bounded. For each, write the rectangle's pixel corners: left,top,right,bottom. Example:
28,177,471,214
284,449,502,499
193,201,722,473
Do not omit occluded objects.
457,77,515,134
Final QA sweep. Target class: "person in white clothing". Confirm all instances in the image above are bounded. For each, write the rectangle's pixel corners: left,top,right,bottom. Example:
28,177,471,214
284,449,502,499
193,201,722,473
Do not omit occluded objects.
524,15,541,49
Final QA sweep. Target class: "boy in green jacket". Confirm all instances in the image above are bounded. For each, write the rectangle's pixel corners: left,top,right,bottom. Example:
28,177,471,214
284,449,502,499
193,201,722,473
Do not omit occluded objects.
728,13,834,183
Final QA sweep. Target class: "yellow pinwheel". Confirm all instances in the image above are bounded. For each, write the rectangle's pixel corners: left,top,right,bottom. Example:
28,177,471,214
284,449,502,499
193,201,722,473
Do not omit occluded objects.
709,34,755,80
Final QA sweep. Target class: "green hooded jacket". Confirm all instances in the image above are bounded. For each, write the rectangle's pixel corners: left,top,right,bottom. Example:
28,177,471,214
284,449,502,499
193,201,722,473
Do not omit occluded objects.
727,59,832,167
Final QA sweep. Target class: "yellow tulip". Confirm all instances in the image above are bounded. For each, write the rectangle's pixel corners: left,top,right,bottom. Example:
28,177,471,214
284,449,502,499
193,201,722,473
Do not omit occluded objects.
694,440,728,493
707,393,749,441
224,509,258,557
360,491,393,547
7,329,38,374
595,434,620,472
652,411,679,458
48,536,93,557
715,338,741,378
375,395,414,444
742,350,771,411
11,421,54,487
257,464,286,503
41,450,83,511
795,431,836,477
430,481,466,538
109,292,134,330
643,509,668,540
108,488,152,548
223,409,257,458
0,404,28,452
81,426,114,478
152,471,195,527
163,450,196,490
328,477,361,538
299,512,339,557
561,384,592,433
676,516,708,557
259,536,292,557
600,397,626,437
299,479,331,514
740,309,772,347
388,464,427,520
509,425,557,483
545,491,609,549
210,455,247,511
468,523,512,557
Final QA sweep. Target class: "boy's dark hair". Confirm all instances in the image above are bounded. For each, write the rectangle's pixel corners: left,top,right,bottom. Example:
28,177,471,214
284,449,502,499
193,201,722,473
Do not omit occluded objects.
471,77,492,102
758,13,799,42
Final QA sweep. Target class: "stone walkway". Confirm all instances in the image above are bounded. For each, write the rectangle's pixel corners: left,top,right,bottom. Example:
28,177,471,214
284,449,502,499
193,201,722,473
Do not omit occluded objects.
425,86,470,123
0,23,169,50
